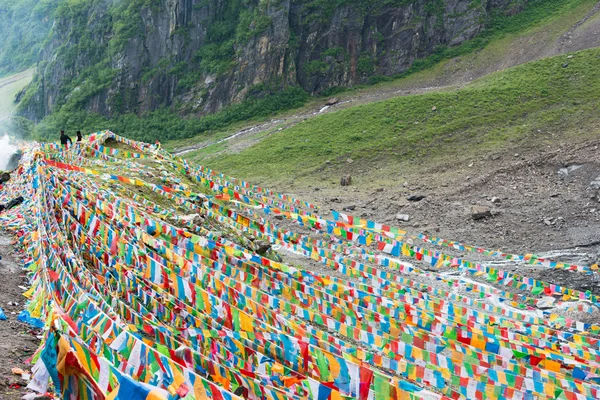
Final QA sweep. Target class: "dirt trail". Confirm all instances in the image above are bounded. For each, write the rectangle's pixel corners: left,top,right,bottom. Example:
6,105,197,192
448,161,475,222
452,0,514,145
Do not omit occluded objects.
173,2,600,158
0,69,33,91
0,232,40,400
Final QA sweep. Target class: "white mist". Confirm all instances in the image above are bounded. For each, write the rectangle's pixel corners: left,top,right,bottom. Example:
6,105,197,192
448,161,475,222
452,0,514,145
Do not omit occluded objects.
0,134,18,171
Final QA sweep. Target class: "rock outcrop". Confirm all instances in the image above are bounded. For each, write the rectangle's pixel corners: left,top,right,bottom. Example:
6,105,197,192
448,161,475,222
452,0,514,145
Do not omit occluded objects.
19,0,525,121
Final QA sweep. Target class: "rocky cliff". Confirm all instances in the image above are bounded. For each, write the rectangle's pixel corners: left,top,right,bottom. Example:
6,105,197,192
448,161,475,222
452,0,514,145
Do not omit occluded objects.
19,0,524,122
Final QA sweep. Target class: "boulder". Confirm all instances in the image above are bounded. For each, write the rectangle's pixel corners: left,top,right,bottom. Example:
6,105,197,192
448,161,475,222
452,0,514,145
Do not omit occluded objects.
471,206,492,220
253,240,271,255
407,194,425,202
340,175,352,186
396,213,410,222
6,150,22,171
326,97,339,106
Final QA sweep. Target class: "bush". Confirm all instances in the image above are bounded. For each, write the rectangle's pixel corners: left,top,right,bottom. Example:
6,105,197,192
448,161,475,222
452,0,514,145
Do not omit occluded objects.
33,86,309,142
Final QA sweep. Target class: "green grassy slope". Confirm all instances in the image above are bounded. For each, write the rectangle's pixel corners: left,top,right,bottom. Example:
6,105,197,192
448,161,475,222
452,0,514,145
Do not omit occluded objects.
190,48,600,185
0,69,33,122
174,0,599,162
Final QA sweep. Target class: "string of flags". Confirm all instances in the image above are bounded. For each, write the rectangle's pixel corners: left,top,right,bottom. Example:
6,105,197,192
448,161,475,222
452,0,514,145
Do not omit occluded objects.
0,130,599,400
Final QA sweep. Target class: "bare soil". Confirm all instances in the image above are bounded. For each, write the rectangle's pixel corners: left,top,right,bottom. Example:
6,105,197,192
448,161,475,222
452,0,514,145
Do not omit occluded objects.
282,137,600,294
0,232,40,400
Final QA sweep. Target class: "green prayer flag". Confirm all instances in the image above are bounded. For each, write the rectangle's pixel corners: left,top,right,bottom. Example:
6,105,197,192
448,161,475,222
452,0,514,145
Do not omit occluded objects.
532,286,544,295
512,350,528,359
315,351,330,381
156,343,170,357
374,372,390,400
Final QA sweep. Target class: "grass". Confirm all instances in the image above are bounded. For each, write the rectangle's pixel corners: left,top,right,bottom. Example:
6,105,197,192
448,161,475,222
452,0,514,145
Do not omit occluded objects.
169,0,597,161
189,47,600,186
24,0,596,148
357,0,597,95
0,69,33,122
30,86,308,143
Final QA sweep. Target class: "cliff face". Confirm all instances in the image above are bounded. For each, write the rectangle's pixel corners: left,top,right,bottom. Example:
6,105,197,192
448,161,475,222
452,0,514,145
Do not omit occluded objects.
20,0,523,121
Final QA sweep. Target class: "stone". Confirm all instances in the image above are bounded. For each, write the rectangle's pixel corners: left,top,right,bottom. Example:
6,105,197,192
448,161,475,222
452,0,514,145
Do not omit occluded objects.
343,205,356,211
326,97,339,106
25,0,526,125
537,296,556,309
490,197,500,204
558,165,583,177
590,176,600,189
431,106,437,111
346,158,354,164
407,195,425,202
6,151,22,171
471,206,492,220
396,213,410,222
253,240,271,255
340,175,352,186
562,63,569,68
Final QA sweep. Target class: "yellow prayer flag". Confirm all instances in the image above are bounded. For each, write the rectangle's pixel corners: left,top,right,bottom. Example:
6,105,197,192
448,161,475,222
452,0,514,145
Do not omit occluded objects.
240,312,254,333
544,359,561,372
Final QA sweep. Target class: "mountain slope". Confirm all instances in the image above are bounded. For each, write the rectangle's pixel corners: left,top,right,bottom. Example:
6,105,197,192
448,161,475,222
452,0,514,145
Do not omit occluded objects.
0,0,59,77
171,0,600,156
0,69,33,123
16,0,546,137
18,0,525,123
191,47,600,183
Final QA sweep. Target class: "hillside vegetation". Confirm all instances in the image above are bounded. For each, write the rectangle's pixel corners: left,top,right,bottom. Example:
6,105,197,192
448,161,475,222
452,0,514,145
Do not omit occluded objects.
14,0,595,143
0,69,33,123
0,0,59,77
189,47,600,184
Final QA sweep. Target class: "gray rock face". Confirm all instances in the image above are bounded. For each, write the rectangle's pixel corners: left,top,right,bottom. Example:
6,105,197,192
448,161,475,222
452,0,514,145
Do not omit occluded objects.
396,213,410,222
20,0,523,121
471,205,492,220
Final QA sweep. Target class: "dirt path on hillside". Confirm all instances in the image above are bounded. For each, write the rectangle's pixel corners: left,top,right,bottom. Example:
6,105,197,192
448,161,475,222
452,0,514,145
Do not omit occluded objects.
0,69,34,91
0,232,40,400
173,2,600,158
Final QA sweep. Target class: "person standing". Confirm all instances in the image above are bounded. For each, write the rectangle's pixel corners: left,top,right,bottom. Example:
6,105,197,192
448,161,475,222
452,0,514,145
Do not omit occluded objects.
60,130,72,148
76,131,83,143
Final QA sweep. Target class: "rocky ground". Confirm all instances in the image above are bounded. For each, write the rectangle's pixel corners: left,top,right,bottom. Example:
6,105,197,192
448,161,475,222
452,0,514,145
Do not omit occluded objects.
0,232,40,400
282,136,600,294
